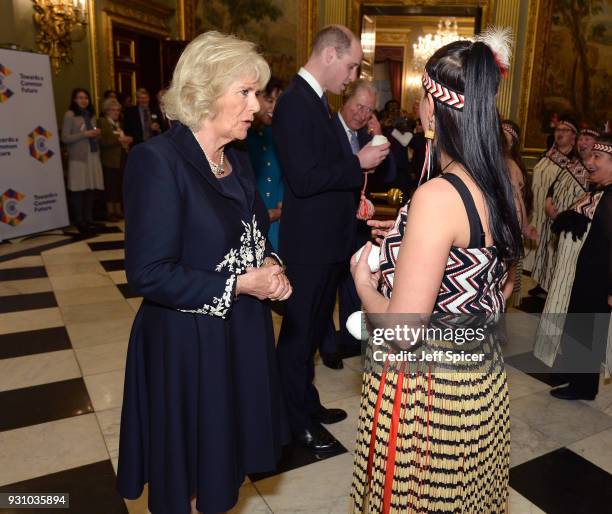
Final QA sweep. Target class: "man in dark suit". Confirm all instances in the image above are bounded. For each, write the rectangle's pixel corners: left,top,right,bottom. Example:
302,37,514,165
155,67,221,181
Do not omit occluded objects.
273,25,390,453
321,78,396,368
123,88,167,146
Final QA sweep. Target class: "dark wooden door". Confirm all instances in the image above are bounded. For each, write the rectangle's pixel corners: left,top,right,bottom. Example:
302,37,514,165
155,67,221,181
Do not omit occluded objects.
112,26,163,107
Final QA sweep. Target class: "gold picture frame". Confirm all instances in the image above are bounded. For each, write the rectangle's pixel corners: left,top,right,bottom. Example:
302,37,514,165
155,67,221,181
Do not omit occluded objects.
348,0,495,36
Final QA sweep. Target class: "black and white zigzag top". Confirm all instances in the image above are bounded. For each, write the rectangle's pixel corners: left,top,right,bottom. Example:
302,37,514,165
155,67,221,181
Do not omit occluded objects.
379,174,508,315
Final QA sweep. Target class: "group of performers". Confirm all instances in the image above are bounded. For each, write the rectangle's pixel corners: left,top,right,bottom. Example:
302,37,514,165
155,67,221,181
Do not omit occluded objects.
529,121,612,401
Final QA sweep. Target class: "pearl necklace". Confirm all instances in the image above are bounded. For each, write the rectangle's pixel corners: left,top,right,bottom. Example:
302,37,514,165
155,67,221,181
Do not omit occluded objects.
203,147,225,177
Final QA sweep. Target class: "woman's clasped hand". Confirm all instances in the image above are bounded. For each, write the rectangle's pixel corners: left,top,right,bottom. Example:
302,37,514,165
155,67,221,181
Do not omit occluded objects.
236,260,292,301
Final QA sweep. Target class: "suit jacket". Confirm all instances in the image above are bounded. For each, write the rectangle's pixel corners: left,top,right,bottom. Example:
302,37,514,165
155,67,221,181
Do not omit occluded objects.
331,113,396,192
123,105,167,146
272,75,363,264
331,113,396,250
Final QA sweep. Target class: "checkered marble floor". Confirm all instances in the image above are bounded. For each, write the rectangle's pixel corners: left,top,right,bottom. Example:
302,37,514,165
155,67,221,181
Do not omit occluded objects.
1,225,611,513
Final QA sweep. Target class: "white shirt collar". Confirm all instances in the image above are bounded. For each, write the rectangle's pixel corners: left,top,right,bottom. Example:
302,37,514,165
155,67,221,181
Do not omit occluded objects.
298,67,324,98
338,112,353,141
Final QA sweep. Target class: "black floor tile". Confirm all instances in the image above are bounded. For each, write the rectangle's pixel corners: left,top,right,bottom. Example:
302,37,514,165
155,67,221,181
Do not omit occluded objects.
248,425,348,482
116,283,139,299
505,352,568,387
0,378,93,432
88,240,124,251
100,259,125,272
518,296,546,313
0,460,128,514
0,327,71,359
0,266,47,281
0,292,57,314
510,448,612,514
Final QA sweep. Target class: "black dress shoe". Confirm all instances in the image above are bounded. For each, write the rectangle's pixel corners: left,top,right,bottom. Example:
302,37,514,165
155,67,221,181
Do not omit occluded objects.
295,427,341,452
313,407,347,424
550,385,596,401
321,353,344,370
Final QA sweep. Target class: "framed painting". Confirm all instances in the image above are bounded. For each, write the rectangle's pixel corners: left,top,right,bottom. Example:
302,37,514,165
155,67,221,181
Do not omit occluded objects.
519,0,612,154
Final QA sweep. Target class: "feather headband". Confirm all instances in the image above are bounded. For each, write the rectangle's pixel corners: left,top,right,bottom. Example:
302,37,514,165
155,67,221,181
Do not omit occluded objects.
474,27,513,77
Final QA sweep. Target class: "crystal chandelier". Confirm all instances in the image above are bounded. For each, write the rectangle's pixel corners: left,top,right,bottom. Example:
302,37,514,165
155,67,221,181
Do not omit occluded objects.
412,18,470,70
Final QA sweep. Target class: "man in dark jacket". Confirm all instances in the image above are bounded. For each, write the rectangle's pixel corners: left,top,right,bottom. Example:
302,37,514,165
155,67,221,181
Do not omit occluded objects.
322,79,395,367
123,88,167,146
273,25,389,453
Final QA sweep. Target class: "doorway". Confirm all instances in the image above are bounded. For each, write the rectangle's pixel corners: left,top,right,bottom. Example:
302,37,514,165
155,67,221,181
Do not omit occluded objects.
112,26,187,109
359,5,481,117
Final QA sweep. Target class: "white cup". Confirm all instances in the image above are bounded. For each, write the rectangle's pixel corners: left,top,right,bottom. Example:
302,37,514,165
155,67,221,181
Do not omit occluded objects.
354,243,380,272
371,135,388,146
346,311,369,341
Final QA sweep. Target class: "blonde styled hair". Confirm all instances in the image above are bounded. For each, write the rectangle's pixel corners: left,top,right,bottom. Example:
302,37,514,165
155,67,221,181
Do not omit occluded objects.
102,98,121,114
162,31,270,131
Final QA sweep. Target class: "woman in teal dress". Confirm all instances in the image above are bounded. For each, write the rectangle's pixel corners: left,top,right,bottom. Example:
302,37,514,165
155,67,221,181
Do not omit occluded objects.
246,77,284,250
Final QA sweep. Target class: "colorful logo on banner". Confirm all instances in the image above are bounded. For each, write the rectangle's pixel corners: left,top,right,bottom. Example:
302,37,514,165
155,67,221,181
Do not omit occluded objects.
0,63,14,102
28,126,54,162
0,189,27,226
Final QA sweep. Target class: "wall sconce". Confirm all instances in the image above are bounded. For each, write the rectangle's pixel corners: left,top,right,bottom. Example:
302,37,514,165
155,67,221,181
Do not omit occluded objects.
32,0,88,75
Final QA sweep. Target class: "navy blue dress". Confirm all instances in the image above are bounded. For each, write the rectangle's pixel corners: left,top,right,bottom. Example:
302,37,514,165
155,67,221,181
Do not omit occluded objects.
117,123,288,514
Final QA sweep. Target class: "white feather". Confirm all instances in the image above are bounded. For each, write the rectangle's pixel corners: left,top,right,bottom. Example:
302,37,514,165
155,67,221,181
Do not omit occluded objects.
474,26,513,69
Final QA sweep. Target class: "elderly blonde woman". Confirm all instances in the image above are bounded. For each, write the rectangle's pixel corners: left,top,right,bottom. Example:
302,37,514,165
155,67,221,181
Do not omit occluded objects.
98,98,132,221
117,32,292,514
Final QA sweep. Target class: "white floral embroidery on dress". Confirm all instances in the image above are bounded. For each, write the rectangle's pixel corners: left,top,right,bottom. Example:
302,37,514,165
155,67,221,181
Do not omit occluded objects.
179,215,266,319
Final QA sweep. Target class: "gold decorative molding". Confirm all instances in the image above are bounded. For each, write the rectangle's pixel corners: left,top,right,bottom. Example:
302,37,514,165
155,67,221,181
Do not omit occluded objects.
325,0,347,26
103,0,175,34
177,0,198,40
376,31,413,44
493,0,520,118
101,0,174,101
349,0,494,36
297,0,319,65
87,0,99,111
517,0,545,154
32,0,89,75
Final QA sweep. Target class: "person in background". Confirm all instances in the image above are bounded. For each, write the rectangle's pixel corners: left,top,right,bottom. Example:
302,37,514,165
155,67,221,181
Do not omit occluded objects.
98,98,132,221
123,87,167,146
382,98,400,127
61,88,104,233
104,89,118,100
246,76,284,250
530,117,577,297
321,78,396,368
117,31,291,514
502,119,537,307
408,117,426,184
535,133,612,401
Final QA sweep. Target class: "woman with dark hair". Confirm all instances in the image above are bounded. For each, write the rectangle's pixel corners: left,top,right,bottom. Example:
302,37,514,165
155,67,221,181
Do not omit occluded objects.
246,76,284,250
349,29,520,513
535,133,612,400
61,88,104,231
502,119,537,306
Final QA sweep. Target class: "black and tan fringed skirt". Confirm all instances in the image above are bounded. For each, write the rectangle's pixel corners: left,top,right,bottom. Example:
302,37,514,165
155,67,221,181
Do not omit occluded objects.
349,356,510,513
